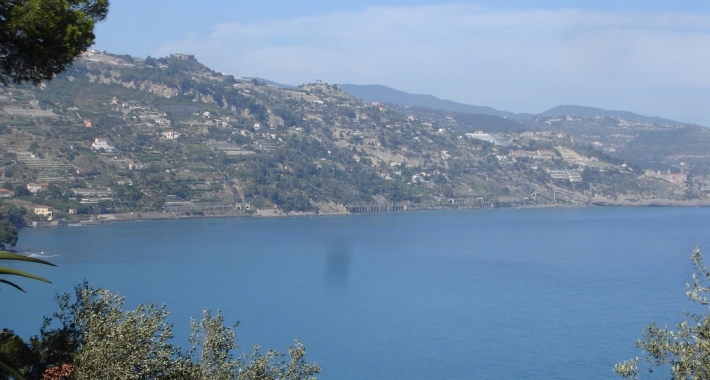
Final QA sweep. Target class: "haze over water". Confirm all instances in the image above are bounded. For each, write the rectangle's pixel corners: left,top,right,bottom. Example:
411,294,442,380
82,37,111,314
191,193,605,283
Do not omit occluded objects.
5,207,710,379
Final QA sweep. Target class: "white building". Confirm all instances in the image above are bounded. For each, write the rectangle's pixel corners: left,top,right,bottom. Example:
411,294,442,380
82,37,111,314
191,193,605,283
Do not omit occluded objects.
91,138,116,152
162,131,181,140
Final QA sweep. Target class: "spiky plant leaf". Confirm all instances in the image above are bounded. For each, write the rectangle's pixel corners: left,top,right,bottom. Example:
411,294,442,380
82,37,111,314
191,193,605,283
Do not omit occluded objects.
0,251,56,266
0,278,25,292
0,360,24,380
0,267,51,283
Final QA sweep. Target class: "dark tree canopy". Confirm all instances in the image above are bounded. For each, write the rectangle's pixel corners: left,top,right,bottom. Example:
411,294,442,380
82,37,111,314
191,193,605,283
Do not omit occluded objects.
0,219,17,248
0,0,109,85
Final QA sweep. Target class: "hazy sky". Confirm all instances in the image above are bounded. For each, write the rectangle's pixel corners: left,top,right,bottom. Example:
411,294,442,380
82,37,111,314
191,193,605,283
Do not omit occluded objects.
93,1,710,126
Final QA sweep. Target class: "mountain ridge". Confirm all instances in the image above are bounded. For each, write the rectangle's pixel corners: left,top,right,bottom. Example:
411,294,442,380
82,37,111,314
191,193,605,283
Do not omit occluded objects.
337,83,692,127
339,84,533,120
540,105,687,127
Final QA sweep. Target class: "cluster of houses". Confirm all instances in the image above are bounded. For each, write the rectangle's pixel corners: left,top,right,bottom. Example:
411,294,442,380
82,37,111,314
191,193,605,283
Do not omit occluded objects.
644,169,688,186
197,112,232,127
0,185,61,220
0,182,117,220
36,205,81,220
411,170,444,183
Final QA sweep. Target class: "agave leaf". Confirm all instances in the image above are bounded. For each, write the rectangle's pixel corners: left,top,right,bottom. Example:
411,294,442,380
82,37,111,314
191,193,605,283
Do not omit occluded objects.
0,267,51,283
0,360,24,380
0,278,25,292
0,251,56,266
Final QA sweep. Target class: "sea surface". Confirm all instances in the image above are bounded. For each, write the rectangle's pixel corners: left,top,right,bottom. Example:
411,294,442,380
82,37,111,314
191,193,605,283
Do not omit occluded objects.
4,207,710,379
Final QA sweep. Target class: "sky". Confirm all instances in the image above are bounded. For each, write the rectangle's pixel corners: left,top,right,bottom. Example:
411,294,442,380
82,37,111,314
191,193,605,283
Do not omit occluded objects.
93,1,710,126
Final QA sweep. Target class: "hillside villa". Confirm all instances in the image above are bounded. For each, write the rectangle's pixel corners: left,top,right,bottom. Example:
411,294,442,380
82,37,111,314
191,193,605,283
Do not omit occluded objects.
33,205,53,220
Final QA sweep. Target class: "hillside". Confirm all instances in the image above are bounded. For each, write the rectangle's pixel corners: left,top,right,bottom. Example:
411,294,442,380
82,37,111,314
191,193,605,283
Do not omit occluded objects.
0,52,706,223
339,85,710,174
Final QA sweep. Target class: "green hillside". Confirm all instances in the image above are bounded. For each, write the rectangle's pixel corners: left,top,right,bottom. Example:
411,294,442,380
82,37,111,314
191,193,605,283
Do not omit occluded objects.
0,52,705,222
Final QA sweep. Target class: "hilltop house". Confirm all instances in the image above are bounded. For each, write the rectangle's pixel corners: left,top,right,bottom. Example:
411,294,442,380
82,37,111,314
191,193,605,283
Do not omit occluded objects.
0,188,13,197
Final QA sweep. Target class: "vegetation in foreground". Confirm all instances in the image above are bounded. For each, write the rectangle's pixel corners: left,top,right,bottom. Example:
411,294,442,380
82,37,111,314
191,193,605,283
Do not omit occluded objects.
615,246,710,379
0,283,320,380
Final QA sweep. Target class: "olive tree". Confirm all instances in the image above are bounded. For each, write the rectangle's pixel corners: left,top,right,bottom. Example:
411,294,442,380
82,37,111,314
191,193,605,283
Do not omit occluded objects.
23,283,320,380
615,246,710,379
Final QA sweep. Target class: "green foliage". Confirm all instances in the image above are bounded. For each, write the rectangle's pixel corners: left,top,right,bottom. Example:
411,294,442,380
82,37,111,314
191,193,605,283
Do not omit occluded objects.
0,202,27,227
0,221,18,249
0,252,54,379
237,341,321,380
615,246,710,379
12,186,29,198
18,283,321,380
0,0,109,85
69,288,182,379
0,330,31,380
188,310,241,380
18,196,88,215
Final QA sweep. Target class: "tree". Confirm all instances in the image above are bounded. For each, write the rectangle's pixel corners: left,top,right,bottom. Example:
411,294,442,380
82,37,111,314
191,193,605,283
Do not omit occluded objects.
0,329,32,380
0,0,109,85
12,186,29,197
18,283,321,380
0,251,55,380
0,221,17,250
615,246,710,379
0,202,27,226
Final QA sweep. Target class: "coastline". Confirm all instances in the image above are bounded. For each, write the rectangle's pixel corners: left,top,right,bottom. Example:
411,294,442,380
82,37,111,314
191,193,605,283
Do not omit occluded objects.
24,197,710,228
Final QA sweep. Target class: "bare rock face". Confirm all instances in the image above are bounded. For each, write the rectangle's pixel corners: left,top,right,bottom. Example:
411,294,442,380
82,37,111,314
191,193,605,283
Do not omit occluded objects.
269,114,285,128
313,201,349,214
139,81,180,98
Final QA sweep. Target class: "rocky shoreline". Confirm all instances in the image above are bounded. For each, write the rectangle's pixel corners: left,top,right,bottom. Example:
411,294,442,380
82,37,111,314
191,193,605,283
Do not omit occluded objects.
23,198,710,228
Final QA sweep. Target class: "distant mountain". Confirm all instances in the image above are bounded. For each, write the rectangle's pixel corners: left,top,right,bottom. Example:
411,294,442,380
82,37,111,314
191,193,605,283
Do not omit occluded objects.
338,84,693,127
339,84,533,120
539,105,688,126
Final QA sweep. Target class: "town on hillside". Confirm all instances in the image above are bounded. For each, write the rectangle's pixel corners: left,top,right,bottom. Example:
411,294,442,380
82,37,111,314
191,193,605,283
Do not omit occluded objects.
0,51,707,225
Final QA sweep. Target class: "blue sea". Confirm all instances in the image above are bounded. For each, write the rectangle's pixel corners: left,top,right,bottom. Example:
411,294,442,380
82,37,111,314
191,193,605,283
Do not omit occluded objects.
4,207,710,379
